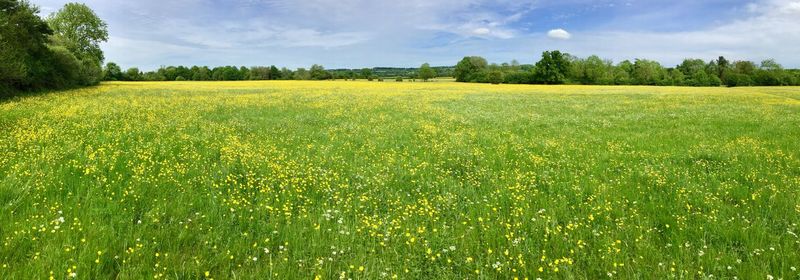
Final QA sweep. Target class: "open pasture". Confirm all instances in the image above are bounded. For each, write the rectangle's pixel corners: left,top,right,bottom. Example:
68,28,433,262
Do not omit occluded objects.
1,81,799,279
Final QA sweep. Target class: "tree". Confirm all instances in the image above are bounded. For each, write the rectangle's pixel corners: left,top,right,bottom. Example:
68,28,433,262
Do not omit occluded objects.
418,63,436,81
733,61,757,75
191,66,211,81
716,56,730,79
124,67,141,81
46,3,107,86
454,56,488,82
103,62,122,81
46,3,108,62
487,70,503,84
309,64,331,80
1,0,53,92
295,68,310,80
249,66,270,80
614,60,634,85
572,55,614,85
269,65,281,80
631,59,664,85
360,68,373,79
534,51,570,84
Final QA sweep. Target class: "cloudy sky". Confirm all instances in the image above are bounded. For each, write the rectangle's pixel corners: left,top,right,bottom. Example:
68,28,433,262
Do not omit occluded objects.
32,0,800,70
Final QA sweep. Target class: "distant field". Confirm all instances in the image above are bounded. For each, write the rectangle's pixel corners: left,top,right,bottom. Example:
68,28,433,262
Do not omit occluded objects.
1,81,799,279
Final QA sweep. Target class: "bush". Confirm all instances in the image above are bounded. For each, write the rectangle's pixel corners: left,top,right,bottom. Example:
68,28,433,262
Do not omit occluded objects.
78,58,103,86
175,76,186,81
723,73,753,87
487,70,503,85
395,77,403,82
44,45,81,89
504,71,536,84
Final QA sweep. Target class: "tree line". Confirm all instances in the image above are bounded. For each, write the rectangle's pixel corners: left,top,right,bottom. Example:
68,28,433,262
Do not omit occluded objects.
455,51,800,87
102,63,452,82
1,0,108,97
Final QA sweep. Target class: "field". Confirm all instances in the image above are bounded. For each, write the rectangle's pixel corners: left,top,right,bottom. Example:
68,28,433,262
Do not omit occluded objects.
1,81,799,279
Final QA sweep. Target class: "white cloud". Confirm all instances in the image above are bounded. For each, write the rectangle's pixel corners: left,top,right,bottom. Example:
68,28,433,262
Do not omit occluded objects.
547,29,572,40
472,28,491,35
30,0,800,69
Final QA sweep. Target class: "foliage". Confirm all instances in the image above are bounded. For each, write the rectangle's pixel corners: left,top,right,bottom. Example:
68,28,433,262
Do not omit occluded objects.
103,62,122,81
454,56,488,82
46,2,107,62
418,63,436,81
534,51,571,84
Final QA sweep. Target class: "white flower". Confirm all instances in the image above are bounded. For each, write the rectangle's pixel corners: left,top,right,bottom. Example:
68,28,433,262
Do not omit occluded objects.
69,272,77,278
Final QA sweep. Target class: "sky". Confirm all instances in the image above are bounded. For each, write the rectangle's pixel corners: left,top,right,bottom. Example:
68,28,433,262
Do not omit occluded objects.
31,0,800,70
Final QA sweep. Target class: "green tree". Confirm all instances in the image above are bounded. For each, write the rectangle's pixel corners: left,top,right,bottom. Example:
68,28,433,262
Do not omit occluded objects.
269,66,282,80
418,63,436,81
46,3,107,62
716,56,730,79
487,70,503,84
47,3,108,85
124,67,141,81
534,51,570,84
103,62,122,81
631,59,664,85
360,68,373,79
0,0,53,92
310,64,331,80
454,56,488,82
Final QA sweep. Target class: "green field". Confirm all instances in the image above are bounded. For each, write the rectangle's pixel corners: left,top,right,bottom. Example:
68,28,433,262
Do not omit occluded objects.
1,81,799,279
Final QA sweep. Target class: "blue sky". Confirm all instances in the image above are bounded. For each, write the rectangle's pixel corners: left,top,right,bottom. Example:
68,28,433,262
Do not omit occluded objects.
32,0,800,70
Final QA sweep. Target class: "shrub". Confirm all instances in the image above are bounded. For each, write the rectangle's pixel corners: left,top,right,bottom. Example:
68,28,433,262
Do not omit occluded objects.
504,71,536,84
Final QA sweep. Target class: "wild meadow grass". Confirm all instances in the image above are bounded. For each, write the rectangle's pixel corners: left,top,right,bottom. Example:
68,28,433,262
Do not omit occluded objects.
1,81,799,279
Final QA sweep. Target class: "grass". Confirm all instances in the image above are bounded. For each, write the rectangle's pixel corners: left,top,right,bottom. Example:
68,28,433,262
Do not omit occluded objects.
1,81,799,279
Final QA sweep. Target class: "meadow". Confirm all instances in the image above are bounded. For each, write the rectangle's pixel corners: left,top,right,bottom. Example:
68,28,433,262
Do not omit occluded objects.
1,81,799,279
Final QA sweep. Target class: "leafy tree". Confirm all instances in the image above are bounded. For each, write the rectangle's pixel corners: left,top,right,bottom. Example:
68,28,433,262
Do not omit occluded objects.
44,44,82,88
46,3,107,62
191,66,210,81
46,3,108,86
269,66,281,80
572,55,614,85
250,66,270,80
0,0,53,91
487,70,503,84
733,61,757,75
310,64,331,80
631,59,664,85
124,67,141,81
716,56,730,78
103,62,122,81
613,60,634,85
534,51,571,84
360,68,373,79
295,68,310,80
280,67,293,80
418,63,436,81
454,56,488,82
